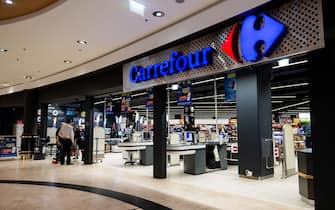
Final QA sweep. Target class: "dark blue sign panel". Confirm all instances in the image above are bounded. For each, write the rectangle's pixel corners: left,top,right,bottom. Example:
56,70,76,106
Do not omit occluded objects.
105,96,113,115
129,46,213,83
121,95,131,113
224,73,236,102
0,136,17,157
177,82,192,106
146,91,154,109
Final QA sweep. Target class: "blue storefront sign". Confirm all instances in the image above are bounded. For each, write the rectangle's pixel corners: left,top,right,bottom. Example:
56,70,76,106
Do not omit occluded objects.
129,46,213,83
224,73,236,102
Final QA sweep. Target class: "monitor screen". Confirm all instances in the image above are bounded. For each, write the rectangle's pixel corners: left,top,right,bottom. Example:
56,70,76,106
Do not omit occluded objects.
184,132,193,142
143,132,151,140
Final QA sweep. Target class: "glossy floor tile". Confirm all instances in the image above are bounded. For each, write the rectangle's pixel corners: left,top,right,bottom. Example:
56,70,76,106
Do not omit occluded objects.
0,153,314,210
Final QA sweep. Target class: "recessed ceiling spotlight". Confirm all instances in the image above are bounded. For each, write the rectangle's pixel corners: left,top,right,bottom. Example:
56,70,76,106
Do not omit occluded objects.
0,48,8,52
64,60,72,64
77,40,87,45
4,0,14,5
24,75,33,80
176,0,184,3
152,11,165,17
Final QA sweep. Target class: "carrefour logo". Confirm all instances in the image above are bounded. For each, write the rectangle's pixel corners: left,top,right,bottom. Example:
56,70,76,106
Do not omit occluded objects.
221,13,285,62
129,46,213,83
129,13,285,84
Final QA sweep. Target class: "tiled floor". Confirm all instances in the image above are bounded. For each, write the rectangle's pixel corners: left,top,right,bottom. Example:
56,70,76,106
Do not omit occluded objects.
0,153,314,210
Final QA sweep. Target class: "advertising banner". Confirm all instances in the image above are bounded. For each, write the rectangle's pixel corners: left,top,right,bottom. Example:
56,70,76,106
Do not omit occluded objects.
146,90,154,109
224,73,236,102
177,82,192,106
0,136,17,158
105,96,113,115
121,95,131,113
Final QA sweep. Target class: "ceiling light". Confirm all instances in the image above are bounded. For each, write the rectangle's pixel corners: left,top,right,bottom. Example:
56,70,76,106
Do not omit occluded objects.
272,95,296,99
0,48,8,52
94,101,105,105
153,11,165,17
112,97,122,101
171,84,179,90
24,75,33,80
272,100,310,112
77,40,87,45
129,0,145,16
64,60,72,64
272,60,308,69
271,82,309,90
278,58,289,67
4,0,14,5
131,92,146,97
176,0,184,3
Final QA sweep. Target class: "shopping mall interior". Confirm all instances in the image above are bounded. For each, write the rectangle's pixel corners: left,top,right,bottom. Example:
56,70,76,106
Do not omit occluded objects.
0,0,333,210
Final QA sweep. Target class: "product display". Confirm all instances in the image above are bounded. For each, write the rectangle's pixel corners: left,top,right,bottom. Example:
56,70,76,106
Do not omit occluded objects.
226,118,238,164
0,136,17,159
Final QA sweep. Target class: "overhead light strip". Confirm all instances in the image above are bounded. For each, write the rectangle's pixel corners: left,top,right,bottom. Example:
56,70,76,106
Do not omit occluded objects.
272,95,296,99
94,101,105,105
167,76,225,89
131,92,146,97
272,100,310,112
271,82,309,90
272,60,308,69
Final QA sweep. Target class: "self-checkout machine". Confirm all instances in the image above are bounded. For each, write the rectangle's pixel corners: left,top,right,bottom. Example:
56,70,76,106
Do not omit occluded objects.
182,105,207,174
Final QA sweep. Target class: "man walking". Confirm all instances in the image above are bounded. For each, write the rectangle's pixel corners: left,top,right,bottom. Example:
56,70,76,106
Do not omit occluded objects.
58,118,74,165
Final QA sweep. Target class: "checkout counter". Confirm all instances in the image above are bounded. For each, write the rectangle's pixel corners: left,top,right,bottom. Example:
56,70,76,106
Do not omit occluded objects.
297,148,314,202
167,143,206,175
105,137,128,153
117,131,153,165
167,131,228,175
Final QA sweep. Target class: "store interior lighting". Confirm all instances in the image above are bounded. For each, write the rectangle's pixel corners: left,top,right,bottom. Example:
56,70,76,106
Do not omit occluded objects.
271,82,309,90
272,95,296,99
131,92,147,97
272,59,308,69
171,84,179,90
129,0,145,16
4,0,14,5
278,58,290,66
272,100,310,112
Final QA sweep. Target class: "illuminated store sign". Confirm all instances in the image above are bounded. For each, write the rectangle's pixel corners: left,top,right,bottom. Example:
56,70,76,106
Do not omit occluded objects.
221,13,285,62
124,1,324,93
129,46,213,83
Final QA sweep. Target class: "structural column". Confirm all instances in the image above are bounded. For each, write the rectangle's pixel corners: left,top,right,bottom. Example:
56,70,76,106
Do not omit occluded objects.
83,96,94,164
236,66,273,179
153,85,167,178
307,1,334,208
39,103,48,140
21,90,39,158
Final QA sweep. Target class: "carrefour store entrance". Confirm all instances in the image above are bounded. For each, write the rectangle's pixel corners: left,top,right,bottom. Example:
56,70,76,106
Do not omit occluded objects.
116,0,322,208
